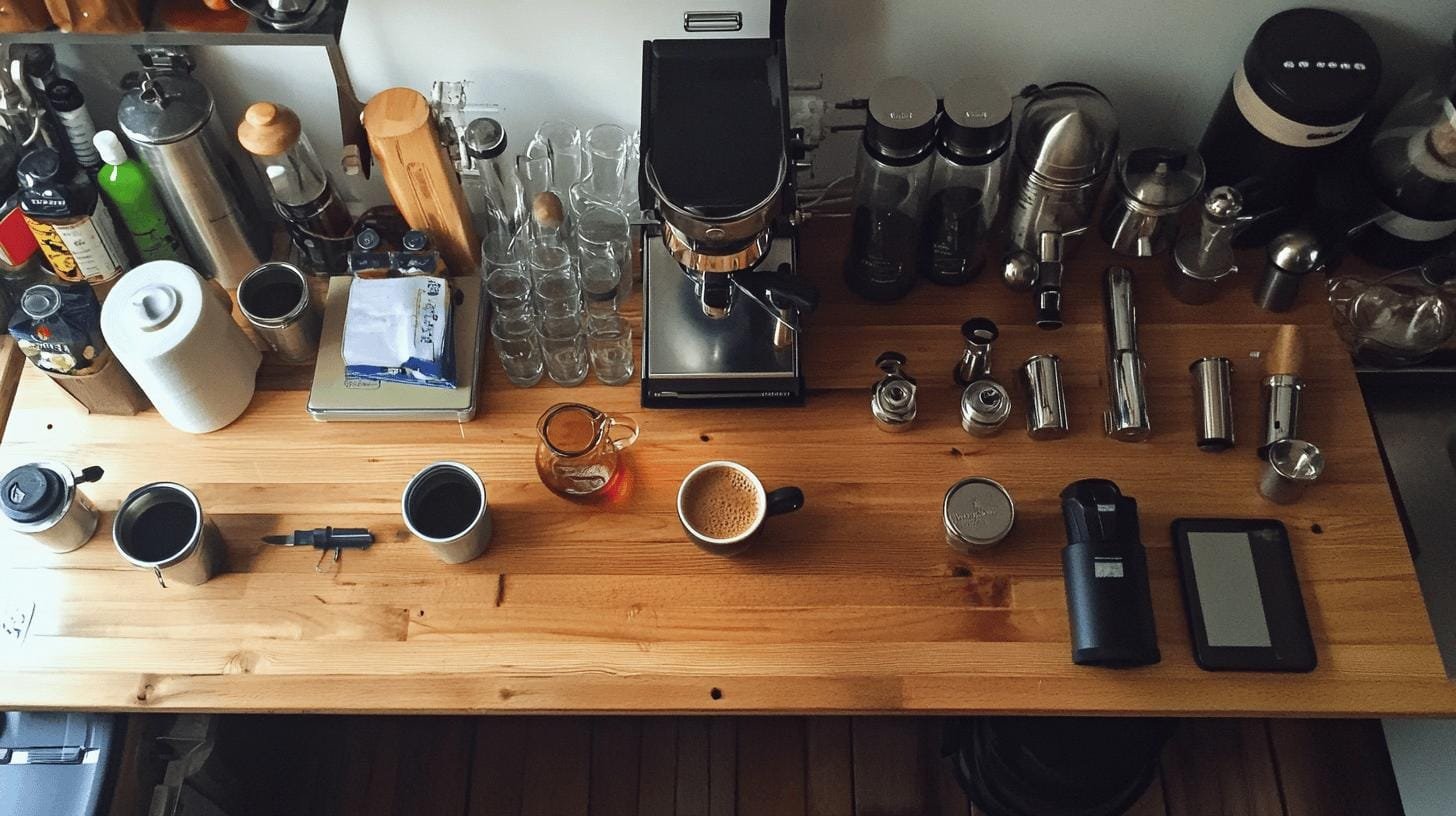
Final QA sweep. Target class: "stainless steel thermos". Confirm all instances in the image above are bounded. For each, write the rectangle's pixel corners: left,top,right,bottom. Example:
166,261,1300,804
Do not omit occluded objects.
117,59,269,287
1,462,102,553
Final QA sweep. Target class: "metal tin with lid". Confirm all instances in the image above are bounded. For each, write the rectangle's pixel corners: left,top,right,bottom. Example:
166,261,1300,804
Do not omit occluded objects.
943,477,1015,553
1,462,101,553
960,379,1011,437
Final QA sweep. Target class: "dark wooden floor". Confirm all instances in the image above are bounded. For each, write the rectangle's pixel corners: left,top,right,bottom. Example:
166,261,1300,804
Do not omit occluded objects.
109,716,1405,816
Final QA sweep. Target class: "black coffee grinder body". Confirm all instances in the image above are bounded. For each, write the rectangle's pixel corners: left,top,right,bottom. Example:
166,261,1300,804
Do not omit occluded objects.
638,37,816,408
1061,479,1161,668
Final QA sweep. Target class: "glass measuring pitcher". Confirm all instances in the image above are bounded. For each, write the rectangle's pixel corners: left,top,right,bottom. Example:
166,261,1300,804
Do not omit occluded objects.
535,403,639,497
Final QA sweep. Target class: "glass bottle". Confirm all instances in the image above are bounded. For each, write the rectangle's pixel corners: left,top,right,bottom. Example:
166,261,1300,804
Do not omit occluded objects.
236,101,353,275
459,117,516,246
844,76,939,301
17,146,129,285
92,130,186,264
920,78,1012,285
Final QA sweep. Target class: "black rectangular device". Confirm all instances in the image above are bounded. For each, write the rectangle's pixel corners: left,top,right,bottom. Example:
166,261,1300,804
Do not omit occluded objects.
1061,479,1161,667
1171,518,1317,672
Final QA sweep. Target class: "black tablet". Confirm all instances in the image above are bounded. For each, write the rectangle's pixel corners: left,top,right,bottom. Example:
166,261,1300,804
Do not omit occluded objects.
1170,519,1317,672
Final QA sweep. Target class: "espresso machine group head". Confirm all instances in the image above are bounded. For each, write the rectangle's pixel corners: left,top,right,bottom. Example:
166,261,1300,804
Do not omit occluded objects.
638,37,818,408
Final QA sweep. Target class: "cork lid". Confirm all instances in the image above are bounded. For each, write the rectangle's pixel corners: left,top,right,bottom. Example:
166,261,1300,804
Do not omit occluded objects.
237,102,302,157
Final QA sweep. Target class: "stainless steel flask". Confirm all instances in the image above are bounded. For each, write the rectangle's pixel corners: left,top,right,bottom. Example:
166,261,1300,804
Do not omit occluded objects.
117,56,268,288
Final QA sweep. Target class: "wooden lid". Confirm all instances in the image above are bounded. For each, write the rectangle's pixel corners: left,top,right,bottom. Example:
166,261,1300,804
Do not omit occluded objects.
531,192,566,232
236,102,301,157
1264,324,1304,377
361,87,432,139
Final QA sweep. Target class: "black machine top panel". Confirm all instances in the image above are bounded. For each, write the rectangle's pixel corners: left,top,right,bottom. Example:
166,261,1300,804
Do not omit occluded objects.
643,38,787,219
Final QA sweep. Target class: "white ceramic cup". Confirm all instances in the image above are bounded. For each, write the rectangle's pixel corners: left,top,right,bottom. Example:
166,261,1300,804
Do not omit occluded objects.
676,460,804,557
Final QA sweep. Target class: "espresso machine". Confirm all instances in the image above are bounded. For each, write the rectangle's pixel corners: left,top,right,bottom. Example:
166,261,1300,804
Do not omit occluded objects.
639,37,818,407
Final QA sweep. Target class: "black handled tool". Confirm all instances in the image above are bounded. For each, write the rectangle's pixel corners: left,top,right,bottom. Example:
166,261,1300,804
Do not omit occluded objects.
263,527,374,572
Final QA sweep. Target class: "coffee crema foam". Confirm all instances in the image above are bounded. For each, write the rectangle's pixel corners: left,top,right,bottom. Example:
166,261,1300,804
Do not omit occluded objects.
682,467,761,540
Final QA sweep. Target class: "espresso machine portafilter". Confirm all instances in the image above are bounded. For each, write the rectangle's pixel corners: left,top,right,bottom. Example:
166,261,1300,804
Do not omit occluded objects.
1002,84,1119,330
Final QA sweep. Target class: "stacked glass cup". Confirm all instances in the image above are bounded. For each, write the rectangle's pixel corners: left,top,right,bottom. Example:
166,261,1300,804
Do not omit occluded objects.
483,121,639,388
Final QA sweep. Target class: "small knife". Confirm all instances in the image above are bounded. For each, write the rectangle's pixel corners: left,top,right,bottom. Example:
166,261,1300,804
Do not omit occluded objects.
263,527,374,572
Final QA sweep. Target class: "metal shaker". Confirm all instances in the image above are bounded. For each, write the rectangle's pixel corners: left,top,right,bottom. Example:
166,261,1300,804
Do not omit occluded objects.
1,462,103,554
236,262,321,363
1255,229,1326,312
1103,267,1151,441
1167,185,1244,304
113,482,226,587
117,52,268,287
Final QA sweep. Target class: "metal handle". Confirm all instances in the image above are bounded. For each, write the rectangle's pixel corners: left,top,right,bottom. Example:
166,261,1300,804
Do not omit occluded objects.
153,567,166,589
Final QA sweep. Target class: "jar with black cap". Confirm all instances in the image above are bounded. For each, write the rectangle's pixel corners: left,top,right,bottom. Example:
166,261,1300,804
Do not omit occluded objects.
1198,8,1382,219
845,76,939,301
17,146,129,285
920,78,1012,285
0,462,103,554
459,117,515,247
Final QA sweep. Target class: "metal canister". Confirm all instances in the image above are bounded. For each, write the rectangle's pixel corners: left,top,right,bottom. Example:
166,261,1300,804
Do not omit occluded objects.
1020,354,1069,440
960,379,1011,437
943,477,1015,554
1259,374,1303,457
1254,230,1325,312
117,67,268,287
0,462,102,553
1259,439,1325,504
113,482,226,587
236,262,321,363
1190,357,1235,451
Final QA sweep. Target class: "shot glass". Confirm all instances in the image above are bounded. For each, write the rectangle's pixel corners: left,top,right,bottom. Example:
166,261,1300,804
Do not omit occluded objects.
588,314,635,386
539,312,589,387
491,310,544,387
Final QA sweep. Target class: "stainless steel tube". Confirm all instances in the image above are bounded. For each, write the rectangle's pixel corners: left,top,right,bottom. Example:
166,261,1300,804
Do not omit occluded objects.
1190,357,1235,451
1260,374,1304,457
1103,267,1151,441
1021,354,1069,440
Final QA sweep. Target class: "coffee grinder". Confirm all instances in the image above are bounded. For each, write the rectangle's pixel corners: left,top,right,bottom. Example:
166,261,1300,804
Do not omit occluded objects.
639,37,817,407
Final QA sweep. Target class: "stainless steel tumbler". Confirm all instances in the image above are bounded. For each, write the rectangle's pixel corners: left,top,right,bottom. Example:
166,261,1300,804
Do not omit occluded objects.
113,482,226,587
1190,357,1235,452
1021,354,1069,440
237,262,321,363
402,462,492,564
1,462,102,554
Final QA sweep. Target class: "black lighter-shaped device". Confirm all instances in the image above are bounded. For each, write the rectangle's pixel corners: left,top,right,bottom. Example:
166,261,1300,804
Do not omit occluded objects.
1061,479,1161,667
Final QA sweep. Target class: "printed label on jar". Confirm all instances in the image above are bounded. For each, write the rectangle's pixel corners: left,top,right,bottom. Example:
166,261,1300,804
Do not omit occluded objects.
51,206,126,284
26,218,79,280
1232,64,1364,149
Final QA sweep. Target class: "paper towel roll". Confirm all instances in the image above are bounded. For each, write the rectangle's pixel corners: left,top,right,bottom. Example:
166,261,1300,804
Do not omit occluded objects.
100,261,261,434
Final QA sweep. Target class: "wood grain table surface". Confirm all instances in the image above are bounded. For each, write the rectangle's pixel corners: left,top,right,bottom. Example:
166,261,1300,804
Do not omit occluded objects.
0,220,1452,715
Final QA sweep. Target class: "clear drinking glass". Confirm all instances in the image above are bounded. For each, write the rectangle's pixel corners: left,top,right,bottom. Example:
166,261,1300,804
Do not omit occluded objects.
533,268,583,318
491,310,544,387
530,120,584,190
516,153,556,218
575,204,630,262
588,314,635,386
582,123,630,203
527,242,573,282
581,245,624,317
538,312,589,386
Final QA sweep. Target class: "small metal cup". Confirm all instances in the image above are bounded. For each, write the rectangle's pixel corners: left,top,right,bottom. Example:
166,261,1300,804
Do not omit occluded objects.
113,483,226,587
1020,354,1069,440
960,379,1011,437
237,261,321,363
1259,439,1325,504
1190,357,1235,452
402,462,492,564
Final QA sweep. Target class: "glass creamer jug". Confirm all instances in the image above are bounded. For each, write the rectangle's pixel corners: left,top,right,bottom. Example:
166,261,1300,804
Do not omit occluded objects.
1328,255,1456,366
535,403,639,498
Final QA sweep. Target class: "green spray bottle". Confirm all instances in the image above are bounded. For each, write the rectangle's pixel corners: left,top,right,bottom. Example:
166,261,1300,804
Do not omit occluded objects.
92,130,187,264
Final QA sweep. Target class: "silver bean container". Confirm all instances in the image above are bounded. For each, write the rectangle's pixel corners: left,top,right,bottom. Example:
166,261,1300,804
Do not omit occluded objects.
236,262,321,363
943,477,1015,554
1,462,102,554
960,379,1012,437
113,482,226,587
117,67,268,286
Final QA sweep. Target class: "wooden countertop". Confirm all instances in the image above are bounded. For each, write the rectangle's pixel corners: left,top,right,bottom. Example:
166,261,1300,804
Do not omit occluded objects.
1,221,1452,716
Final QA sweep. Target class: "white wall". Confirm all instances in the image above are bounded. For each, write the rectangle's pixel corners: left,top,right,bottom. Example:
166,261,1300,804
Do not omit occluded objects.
55,1,1456,202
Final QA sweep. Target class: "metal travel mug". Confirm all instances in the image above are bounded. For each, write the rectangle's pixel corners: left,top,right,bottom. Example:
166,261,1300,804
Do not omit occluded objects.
236,262,320,363
402,462,492,564
1259,439,1324,504
1021,354,1069,440
1,462,103,554
113,482,226,587
1190,357,1235,452
676,461,804,557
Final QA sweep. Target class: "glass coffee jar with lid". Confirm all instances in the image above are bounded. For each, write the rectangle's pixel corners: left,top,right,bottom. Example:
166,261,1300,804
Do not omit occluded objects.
844,76,938,302
920,78,1012,285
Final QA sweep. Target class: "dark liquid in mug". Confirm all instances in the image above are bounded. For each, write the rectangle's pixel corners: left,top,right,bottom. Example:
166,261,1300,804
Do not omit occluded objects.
242,281,303,320
124,499,197,562
409,471,482,540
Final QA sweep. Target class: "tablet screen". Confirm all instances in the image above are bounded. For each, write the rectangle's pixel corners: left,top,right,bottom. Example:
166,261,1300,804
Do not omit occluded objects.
1187,531,1272,648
